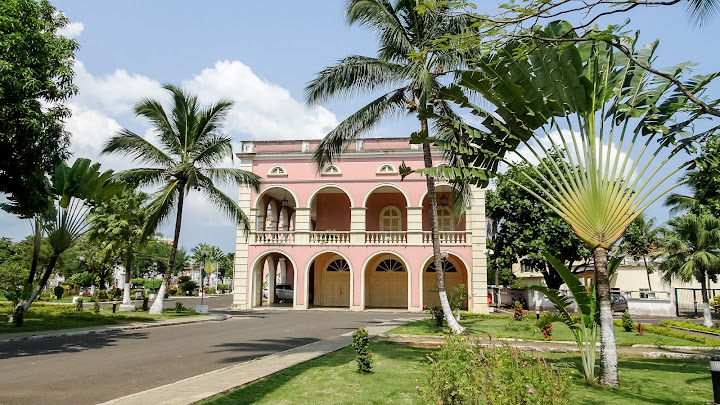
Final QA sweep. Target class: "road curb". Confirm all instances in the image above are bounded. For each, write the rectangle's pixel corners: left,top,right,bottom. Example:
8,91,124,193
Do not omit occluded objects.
0,313,229,343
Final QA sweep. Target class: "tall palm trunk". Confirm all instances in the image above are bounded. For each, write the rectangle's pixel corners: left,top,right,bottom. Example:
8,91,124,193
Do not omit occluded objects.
421,119,464,334
123,249,134,304
594,246,618,387
150,183,186,314
27,218,42,285
700,270,713,327
642,256,652,291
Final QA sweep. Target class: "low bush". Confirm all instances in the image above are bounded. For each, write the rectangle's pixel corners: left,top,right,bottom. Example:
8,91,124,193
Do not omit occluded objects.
93,301,101,313
75,298,84,312
351,328,372,374
217,283,230,292
178,280,198,296
659,319,720,333
513,301,524,321
108,287,123,300
423,305,443,327
640,323,720,347
459,313,511,320
93,289,109,301
420,336,570,404
622,311,634,332
174,302,187,313
207,288,216,294
167,286,178,296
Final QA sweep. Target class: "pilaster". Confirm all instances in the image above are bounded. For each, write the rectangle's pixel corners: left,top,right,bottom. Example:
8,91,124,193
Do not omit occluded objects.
469,186,489,314
294,207,311,244
406,206,423,244
350,207,366,244
232,158,253,310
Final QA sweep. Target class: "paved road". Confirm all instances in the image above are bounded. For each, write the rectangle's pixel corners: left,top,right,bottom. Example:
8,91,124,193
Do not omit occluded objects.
0,306,419,405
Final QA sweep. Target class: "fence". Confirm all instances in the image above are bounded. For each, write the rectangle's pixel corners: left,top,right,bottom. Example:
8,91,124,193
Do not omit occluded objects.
674,288,720,317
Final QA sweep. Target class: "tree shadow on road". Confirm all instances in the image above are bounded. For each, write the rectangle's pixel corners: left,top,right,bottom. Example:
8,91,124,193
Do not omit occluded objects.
210,337,321,364
0,331,149,359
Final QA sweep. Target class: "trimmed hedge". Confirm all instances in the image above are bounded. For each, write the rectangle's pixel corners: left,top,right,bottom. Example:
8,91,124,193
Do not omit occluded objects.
658,319,720,334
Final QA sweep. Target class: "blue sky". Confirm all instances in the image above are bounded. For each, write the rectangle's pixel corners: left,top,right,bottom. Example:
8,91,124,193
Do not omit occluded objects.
0,1,718,254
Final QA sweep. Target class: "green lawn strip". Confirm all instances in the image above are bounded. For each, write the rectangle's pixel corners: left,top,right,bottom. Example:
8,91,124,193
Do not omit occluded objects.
200,341,713,405
389,318,715,347
0,303,204,334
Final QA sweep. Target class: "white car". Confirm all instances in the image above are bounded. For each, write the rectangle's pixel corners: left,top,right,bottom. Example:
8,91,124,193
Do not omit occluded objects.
263,283,294,303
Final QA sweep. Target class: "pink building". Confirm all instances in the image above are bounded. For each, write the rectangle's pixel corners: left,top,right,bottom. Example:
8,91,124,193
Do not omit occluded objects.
231,138,489,313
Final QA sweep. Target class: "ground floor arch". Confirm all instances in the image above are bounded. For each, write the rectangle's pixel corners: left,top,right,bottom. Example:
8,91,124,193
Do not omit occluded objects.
306,251,353,308
249,250,296,308
363,252,410,309
421,253,469,310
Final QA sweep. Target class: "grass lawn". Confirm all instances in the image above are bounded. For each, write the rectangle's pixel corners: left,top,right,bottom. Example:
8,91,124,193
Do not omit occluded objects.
389,317,715,347
0,302,204,334
200,342,713,405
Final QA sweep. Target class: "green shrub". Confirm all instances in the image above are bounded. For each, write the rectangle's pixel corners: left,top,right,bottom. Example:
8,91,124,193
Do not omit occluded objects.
108,287,122,300
94,289,109,301
93,301,101,313
448,284,468,312
459,313,511,320
130,278,146,288
423,305,443,327
178,276,191,283
144,279,162,291
217,283,230,292
622,311,634,332
513,301,524,321
167,286,178,296
53,285,64,299
641,323,720,347
75,298,84,312
351,327,372,374
658,319,720,333
178,280,198,295
207,287,216,294
421,336,570,404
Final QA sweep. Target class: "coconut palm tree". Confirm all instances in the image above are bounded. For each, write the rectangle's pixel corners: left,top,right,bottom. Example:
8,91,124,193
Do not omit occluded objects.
658,213,720,327
429,22,716,386
306,0,472,334
621,213,659,291
102,85,261,314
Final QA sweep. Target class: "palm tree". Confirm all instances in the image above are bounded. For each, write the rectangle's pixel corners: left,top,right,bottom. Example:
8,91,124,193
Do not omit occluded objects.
665,134,720,217
306,0,471,334
102,85,261,314
620,213,659,291
430,22,715,386
658,214,720,327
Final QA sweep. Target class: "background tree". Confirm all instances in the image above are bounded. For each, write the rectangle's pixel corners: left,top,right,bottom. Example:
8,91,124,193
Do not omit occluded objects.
665,134,720,217
102,85,261,314
428,23,716,387
133,238,188,279
88,189,149,305
217,252,234,285
190,243,224,290
620,213,659,291
487,158,591,289
658,213,720,327
306,0,473,334
0,0,78,217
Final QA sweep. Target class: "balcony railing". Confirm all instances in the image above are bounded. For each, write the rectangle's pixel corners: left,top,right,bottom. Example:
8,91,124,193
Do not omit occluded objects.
364,231,408,244
254,231,294,244
422,231,469,245
310,231,351,244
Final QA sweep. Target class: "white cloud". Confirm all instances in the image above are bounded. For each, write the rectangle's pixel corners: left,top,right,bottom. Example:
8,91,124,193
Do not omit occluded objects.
72,61,165,117
58,21,84,39
182,60,338,140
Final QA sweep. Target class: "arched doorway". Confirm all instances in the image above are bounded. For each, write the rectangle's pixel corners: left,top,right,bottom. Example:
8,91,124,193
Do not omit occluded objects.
422,254,468,309
307,251,352,308
254,186,298,243
250,251,295,307
364,253,409,309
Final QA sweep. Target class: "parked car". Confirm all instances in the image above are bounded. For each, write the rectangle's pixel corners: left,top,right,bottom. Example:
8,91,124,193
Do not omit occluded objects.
611,294,628,312
263,283,294,303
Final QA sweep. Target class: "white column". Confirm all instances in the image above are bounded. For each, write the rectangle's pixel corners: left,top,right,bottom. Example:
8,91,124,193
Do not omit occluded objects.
350,207,366,244
469,186,489,314
294,208,311,244
406,206,423,245
278,258,287,283
267,257,277,306
232,157,254,310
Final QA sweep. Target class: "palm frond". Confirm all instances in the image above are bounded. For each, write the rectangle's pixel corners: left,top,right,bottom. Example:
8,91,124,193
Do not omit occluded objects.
102,129,174,167
143,181,181,238
203,168,261,190
199,179,252,233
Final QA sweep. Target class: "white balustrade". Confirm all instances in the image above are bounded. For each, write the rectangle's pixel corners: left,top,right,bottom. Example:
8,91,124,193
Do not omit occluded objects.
309,231,351,244
422,231,469,245
253,231,294,244
364,231,408,244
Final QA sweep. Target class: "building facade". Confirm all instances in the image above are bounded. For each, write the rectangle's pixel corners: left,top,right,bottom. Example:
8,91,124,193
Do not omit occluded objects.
231,138,489,313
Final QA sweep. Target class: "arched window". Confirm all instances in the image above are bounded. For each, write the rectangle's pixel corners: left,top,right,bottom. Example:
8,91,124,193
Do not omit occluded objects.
437,206,453,231
326,259,350,272
321,164,341,176
268,165,287,176
379,206,402,231
426,260,457,273
376,259,404,272
376,163,396,175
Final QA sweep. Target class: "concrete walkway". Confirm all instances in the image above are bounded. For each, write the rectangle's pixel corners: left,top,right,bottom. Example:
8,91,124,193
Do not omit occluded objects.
98,318,413,405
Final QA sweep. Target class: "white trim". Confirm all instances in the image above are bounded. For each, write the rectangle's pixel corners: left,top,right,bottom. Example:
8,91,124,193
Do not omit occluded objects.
360,251,411,311
236,150,443,160
306,184,356,208
321,164,342,176
267,165,288,177
304,250,354,309
254,185,300,209
362,183,411,207
376,163,397,175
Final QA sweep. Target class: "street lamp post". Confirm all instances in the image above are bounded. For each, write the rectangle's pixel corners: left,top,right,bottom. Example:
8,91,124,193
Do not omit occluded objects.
200,249,208,306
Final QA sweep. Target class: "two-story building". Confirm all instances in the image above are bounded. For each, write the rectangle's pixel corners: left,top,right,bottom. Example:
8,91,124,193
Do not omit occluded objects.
231,138,488,313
